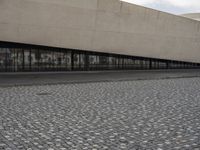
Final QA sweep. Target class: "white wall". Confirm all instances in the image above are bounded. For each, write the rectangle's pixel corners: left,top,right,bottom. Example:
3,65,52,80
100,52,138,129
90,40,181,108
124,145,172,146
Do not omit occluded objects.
0,0,200,63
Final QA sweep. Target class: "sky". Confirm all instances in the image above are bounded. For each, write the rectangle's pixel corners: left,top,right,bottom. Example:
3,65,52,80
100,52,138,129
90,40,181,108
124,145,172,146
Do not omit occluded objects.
121,0,200,14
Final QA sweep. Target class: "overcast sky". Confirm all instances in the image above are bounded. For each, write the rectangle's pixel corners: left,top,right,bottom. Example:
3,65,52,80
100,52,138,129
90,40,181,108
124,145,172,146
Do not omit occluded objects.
122,0,200,14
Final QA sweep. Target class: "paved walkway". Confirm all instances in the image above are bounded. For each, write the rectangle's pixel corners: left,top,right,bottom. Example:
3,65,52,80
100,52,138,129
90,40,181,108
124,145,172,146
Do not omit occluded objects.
0,77,199,149
1,69,200,86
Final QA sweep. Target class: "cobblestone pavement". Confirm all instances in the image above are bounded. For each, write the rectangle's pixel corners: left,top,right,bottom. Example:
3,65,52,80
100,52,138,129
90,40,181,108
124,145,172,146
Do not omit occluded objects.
0,78,200,150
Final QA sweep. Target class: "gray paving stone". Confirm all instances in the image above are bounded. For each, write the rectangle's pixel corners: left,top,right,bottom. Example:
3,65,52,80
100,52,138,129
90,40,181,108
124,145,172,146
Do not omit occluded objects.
0,78,200,149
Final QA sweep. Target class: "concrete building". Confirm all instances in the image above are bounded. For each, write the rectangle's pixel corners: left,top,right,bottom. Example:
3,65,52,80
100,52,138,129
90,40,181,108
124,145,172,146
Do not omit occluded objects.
182,13,200,21
0,0,200,72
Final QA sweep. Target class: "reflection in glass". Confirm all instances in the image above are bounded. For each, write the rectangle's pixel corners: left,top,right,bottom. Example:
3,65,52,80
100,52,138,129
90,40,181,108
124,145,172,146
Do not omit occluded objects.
0,43,199,72
24,49,30,71
0,48,7,71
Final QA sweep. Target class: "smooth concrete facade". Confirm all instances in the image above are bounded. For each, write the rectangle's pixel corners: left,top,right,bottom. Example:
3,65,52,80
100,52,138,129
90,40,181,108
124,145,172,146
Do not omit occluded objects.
182,13,200,21
0,0,200,63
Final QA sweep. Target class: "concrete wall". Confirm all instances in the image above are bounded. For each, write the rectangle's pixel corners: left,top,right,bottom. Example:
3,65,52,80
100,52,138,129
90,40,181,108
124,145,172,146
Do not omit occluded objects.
0,0,200,63
182,13,200,21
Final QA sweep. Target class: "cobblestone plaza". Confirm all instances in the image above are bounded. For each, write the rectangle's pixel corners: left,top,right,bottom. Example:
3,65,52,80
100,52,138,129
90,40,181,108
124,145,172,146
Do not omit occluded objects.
0,78,200,150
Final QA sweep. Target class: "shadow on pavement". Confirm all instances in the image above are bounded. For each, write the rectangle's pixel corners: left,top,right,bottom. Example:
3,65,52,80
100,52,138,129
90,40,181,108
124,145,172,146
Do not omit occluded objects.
0,69,200,87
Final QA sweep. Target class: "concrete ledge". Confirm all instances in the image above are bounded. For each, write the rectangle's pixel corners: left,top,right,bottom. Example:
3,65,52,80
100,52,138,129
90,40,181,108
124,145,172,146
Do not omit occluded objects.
1,69,200,87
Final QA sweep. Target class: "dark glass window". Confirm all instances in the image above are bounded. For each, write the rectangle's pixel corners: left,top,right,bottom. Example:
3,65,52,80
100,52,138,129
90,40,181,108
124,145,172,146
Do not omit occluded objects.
6,48,16,72
73,53,80,70
89,55,97,70
24,49,31,71
0,48,8,71
0,42,200,72
31,49,39,71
